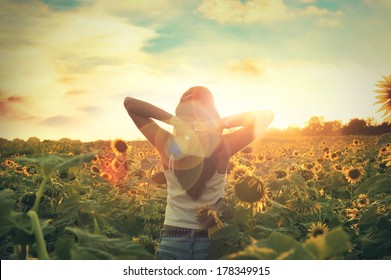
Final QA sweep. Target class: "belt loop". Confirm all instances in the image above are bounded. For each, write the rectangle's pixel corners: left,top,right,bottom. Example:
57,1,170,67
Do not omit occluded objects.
190,229,195,238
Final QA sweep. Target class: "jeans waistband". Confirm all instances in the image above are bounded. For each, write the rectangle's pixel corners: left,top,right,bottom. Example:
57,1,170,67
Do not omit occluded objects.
161,225,209,238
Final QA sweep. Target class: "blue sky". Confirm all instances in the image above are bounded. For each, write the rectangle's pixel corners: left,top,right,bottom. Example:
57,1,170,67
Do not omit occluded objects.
0,0,390,141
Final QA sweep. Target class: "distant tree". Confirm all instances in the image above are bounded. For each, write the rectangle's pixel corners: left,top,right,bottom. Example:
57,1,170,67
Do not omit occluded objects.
302,116,325,135
322,120,342,135
283,126,301,137
27,137,41,145
342,118,367,135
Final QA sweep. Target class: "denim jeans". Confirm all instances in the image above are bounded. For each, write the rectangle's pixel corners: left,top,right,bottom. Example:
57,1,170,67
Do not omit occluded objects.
155,236,210,260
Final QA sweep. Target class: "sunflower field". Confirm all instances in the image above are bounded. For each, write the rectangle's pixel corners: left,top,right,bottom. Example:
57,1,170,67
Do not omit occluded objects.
1,132,390,260
1,75,391,260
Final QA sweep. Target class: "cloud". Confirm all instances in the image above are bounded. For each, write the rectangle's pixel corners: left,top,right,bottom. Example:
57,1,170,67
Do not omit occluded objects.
40,115,75,126
197,0,344,27
65,89,88,96
0,94,36,120
79,106,101,114
225,59,263,75
299,5,329,16
197,0,294,24
298,5,343,26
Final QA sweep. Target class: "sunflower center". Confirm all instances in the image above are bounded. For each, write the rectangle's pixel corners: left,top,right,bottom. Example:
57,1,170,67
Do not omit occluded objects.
312,228,325,238
348,169,360,179
275,170,287,179
358,198,367,205
115,140,128,153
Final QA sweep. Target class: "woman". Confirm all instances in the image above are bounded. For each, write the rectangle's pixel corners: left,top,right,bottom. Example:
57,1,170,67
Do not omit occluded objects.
124,86,273,260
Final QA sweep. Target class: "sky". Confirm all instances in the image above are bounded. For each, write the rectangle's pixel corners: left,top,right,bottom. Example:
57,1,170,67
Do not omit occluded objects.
0,0,390,141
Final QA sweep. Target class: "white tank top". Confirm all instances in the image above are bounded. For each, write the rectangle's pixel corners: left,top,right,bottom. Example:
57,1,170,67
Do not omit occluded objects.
163,156,226,229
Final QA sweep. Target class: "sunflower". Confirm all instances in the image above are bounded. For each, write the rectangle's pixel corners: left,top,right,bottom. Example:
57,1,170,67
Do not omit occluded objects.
308,222,329,239
111,158,122,172
14,166,24,174
332,163,343,172
4,158,17,168
274,169,288,180
323,152,330,160
234,175,269,212
288,164,300,173
136,151,144,159
257,154,266,163
383,154,391,167
292,150,300,157
345,208,359,220
111,138,129,156
23,165,38,176
356,194,370,208
91,154,100,164
352,139,363,146
329,152,339,161
344,166,365,184
297,169,317,181
100,171,113,181
311,163,323,174
228,164,252,182
287,198,320,215
196,204,224,237
90,165,100,174
374,74,391,122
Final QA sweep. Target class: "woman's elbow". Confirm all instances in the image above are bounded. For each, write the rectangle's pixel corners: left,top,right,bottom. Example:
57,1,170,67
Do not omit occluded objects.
123,97,133,110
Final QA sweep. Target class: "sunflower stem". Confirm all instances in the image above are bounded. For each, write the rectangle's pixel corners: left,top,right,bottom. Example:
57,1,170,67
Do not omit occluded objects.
32,176,48,213
27,210,50,260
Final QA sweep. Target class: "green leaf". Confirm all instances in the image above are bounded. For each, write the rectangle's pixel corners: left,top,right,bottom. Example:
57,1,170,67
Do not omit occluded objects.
56,151,99,171
354,174,390,195
65,227,152,260
376,133,391,147
361,231,391,258
224,232,316,260
0,190,15,218
290,173,306,188
224,244,279,260
358,205,379,231
368,177,391,195
259,232,316,260
14,151,99,177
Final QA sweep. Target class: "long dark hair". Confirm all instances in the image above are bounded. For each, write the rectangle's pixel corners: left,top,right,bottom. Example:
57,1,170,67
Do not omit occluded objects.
173,86,222,200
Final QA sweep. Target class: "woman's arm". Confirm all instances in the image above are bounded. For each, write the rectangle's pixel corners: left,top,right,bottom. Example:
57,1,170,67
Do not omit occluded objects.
124,97,174,125
124,97,177,163
221,111,274,156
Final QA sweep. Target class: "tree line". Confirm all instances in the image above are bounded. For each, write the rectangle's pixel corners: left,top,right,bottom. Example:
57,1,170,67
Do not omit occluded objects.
276,116,391,136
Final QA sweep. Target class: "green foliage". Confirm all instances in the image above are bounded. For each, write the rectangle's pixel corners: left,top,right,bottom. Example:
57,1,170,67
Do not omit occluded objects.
376,133,391,147
224,227,350,260
1,135,390,260
55,227,152,260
